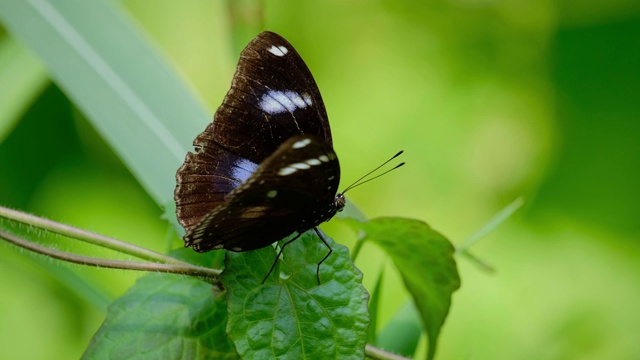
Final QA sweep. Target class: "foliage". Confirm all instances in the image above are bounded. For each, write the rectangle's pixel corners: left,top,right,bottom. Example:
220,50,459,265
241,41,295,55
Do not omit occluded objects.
83,250,237,360
0,1,461,359
2,1,639,360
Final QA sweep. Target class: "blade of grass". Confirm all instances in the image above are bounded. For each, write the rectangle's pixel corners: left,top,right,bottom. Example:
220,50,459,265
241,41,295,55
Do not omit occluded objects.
0,36,49,142
455,197,524,272
368,266,385,345
0,0,211,205
456,197,525,253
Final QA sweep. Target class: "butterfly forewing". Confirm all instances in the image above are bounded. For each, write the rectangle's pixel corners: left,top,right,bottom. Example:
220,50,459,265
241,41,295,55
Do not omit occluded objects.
212,31,332,164
184,135,340,252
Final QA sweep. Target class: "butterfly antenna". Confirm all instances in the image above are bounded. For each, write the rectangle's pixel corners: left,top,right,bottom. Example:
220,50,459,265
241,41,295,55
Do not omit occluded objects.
342,150,405,194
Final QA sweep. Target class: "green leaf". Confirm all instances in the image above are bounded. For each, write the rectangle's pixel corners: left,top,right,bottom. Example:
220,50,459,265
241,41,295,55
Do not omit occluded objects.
345,217,460,360
0,36,48,142
222,231,370,360
375,301,422,358
0,0,210,206
368,267,384,345
82,249,237,360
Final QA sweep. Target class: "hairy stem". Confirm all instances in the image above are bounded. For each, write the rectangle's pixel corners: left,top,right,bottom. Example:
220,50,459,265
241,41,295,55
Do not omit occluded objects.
0,206,220,282
0,205,184,265
365,344,412,360
0,230,220,279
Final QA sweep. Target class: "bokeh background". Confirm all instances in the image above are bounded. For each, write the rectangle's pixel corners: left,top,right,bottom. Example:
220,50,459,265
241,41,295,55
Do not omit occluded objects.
1,1,639,359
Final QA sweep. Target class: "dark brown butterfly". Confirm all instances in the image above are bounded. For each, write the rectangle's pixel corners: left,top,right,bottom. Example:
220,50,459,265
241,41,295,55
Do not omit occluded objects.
174,31,344,281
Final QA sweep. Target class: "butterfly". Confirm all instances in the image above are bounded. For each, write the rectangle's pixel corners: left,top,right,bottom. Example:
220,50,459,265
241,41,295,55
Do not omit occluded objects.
174,31,344,282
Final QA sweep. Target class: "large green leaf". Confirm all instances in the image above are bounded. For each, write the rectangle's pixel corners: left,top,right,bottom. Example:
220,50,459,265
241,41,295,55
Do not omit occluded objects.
345,217,460,360
0,0,210,205
222,231,370,360
0,36,48,142
82,249,237,360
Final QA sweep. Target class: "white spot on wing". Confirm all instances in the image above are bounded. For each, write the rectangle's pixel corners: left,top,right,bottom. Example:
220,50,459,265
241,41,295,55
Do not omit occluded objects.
267,45,288,56
290,93,307,108
291,162,311,170
278,167,297,176
319,155,330,162
292,138,311,149
305,158,321,166
259,90,312,115
271,91,296,111
302,93,312,106
259,95,286,114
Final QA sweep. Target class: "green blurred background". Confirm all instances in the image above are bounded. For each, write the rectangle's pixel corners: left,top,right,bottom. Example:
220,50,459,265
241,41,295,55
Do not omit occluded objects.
1,1,639,359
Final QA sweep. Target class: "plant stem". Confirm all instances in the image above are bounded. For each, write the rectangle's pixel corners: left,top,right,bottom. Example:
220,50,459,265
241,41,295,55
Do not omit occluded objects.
365,344,412,360
0,205,184,265
0,206,221,282
0,230,220,279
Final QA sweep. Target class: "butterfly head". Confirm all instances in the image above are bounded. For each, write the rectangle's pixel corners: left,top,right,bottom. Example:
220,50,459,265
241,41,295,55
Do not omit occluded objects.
334,193,346,213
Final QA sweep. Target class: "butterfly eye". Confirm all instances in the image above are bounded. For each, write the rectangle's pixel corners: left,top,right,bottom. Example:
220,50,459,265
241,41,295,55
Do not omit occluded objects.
334,194,346,212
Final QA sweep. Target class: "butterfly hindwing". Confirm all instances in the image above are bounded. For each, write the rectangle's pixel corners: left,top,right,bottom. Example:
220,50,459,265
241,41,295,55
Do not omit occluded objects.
184,135,340,252
174,134,258,230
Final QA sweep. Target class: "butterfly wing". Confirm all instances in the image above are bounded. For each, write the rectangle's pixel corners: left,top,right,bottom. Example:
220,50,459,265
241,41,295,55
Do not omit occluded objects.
176,31,339,252
174,138,258,230
212,31,332,164
184,135,341,252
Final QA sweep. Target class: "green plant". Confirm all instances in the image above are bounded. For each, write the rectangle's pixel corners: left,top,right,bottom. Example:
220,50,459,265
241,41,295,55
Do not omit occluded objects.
0,2,462,359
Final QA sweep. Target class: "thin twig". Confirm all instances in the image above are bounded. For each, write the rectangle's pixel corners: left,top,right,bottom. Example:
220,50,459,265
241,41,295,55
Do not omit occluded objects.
0,230,220,280
0,205,185,265
365,344,412,360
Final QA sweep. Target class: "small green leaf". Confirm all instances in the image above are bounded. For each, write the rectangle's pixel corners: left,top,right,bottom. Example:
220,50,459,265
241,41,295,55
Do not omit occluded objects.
368,267,384,345
345,217,460,360
83,249,237,360
375,301,422,357
222,231,370,360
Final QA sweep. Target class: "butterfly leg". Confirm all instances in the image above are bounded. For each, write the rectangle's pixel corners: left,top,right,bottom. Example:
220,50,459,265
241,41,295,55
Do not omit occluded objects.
262,232,304,284
313,227,333,285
